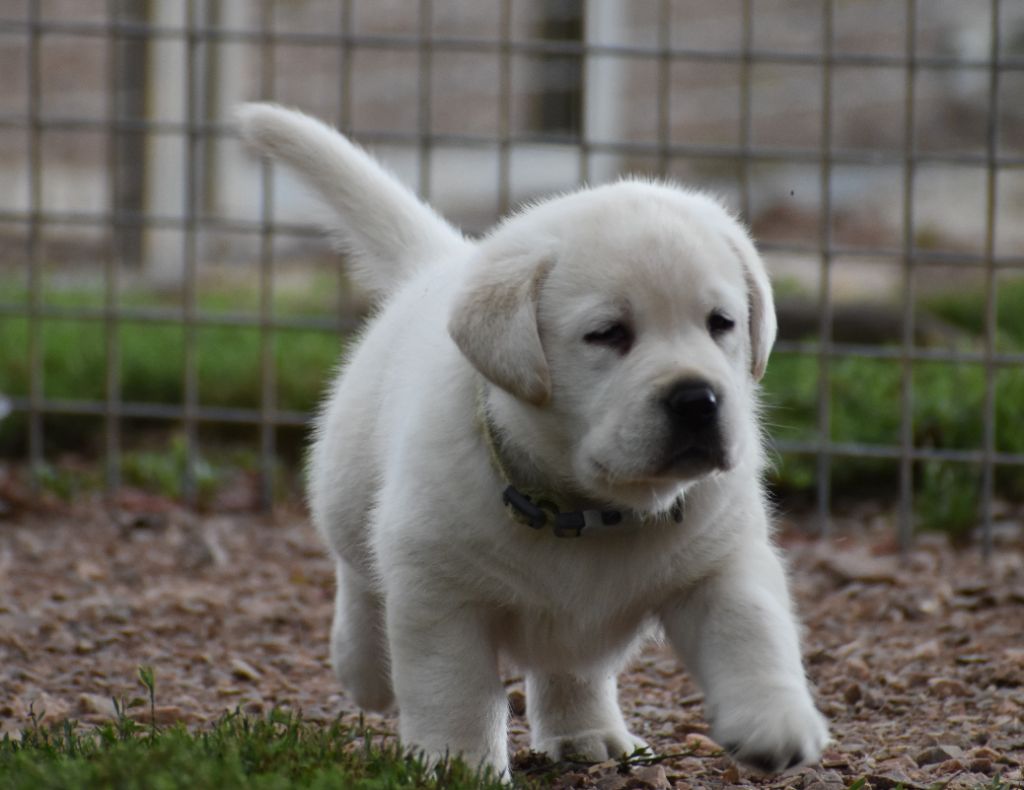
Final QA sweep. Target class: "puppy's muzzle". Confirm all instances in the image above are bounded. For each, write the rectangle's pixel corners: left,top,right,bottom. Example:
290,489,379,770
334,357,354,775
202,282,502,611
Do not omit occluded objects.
661,379,727,473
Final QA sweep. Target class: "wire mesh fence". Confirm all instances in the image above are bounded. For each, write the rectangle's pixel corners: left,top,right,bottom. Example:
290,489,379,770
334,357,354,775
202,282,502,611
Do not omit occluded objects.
1,0,1022,553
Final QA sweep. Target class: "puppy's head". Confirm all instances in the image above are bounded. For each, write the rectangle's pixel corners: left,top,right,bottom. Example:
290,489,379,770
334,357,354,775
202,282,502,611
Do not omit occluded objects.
449,181,776,514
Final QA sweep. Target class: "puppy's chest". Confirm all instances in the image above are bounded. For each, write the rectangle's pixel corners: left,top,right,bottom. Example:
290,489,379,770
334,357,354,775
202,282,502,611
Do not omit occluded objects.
457,531,687,611
498,602,658,671
453,537,694,666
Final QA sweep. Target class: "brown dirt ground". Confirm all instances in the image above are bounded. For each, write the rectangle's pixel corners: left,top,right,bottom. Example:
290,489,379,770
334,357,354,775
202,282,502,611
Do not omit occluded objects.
1,482,1022,790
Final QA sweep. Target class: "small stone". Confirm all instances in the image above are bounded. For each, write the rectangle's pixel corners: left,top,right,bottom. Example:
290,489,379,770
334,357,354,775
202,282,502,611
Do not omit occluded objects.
14,529,46,559
820,751,849,769
805,780,844,790
595,775,628,790
631,764,670,789
846,657,871,681
837,740,868,755
915,744,961,766
927,677,969,697
954,579,989,595
834,640,864,660
507,689,526,717
682,732,722,756
818,550,898,585
842,682,862,705
77,693,115,717
229,658,262,681
719,765,740,783
909,639,941,660
74,560,107,582
867,769,918,788
917,597,942,616
816,769,846,786
881,673,907,691
950,594,988,611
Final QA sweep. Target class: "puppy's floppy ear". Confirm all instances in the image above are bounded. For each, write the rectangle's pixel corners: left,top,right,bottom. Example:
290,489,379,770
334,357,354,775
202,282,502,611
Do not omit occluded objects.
448,251,553,405
724,229,777,381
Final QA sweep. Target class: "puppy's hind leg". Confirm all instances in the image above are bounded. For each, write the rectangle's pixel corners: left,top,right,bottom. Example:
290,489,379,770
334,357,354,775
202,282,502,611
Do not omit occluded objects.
527,670,649,762
330,559,394,712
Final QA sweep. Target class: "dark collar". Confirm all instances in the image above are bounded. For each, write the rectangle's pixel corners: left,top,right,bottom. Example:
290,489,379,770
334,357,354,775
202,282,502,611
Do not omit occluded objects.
477,385,683,538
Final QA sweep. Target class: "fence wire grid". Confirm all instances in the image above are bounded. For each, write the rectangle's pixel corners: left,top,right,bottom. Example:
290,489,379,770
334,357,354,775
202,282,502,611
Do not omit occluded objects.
1,0,1022,555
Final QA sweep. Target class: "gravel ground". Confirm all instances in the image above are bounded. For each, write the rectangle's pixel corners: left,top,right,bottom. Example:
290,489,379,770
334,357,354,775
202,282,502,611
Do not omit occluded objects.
1,488,1021,789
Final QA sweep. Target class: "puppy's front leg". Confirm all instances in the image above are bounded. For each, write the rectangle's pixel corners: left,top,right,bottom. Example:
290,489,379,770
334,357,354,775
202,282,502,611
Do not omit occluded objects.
528,671,649,762
660,541,828,772
387,600,509,777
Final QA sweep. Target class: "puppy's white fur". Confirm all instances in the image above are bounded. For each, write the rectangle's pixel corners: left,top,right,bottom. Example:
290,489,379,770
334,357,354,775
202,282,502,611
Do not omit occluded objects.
237,103,828,777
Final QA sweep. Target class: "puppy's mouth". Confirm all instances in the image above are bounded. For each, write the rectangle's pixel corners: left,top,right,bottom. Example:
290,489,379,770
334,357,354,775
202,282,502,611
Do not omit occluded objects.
665,442,727,471
583,429,735,512
590,441,729,493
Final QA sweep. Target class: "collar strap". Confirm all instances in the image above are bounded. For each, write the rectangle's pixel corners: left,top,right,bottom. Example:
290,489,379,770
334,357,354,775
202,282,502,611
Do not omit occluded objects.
502,485,626,538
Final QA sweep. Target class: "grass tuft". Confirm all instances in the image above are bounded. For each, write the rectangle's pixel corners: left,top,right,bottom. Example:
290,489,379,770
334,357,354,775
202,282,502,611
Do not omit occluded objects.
0,708,514,790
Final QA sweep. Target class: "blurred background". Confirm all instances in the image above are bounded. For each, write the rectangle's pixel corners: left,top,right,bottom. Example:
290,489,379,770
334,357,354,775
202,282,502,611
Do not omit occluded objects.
1,0,1023,550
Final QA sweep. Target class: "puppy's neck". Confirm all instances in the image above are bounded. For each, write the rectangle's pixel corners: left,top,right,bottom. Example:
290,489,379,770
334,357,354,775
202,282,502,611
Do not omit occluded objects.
479,383,600,513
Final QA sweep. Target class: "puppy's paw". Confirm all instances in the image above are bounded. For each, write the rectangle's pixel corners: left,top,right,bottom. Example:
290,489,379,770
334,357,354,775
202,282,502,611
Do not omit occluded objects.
535,728,650,763
712,692,828,773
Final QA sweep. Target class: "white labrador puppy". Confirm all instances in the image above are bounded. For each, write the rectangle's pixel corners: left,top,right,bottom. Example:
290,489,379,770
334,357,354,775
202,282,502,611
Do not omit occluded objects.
238,103,828,778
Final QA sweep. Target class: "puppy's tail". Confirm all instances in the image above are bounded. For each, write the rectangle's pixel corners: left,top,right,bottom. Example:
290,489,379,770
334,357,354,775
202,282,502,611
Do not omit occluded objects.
236,102,469,300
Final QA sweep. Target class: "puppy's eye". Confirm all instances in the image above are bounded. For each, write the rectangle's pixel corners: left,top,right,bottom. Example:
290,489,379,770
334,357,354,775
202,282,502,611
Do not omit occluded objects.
584,322,633,353
707,311,735,337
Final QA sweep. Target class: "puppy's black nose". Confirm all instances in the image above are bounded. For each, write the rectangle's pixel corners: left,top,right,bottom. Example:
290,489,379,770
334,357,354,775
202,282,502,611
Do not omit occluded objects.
665,380,719,427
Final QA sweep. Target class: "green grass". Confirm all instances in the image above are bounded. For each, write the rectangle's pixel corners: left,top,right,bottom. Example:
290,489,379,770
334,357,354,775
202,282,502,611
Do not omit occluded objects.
1,711,512,790
763,358,1024,539
924,277,1024,348
0,279,344,457
760,277,1024,536
0,316,341,412
0,666,509,790
3,275,1024,533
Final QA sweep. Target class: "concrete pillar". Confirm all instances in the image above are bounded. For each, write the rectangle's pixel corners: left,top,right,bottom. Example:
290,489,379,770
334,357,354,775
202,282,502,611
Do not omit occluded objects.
584,0,626,184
